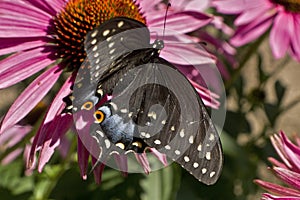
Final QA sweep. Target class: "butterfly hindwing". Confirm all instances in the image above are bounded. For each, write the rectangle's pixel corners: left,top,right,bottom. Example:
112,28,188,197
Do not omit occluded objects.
105,55,223,184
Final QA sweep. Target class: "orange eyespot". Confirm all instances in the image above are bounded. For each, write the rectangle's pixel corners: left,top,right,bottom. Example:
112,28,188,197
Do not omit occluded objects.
94,110,105,123
81,101,94,110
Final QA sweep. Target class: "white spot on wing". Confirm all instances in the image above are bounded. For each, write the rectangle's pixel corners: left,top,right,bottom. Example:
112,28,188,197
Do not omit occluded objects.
103,29,110,36
210,171,216,177
117,21,124,28
197,144,202,152
180,129,185,138
154,140,161,145
92,45,98,51
91,30,98,38
91,38,97,45
193,162,199,168
104,139,111,148
96,130,104,137
175,150,180,155
184,156,190,162
202,168,207,174
206,152,211,160
165,145,171,150
189,135,194,144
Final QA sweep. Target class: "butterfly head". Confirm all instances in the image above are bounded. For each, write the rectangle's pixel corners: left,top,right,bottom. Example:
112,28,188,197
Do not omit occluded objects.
152,39,164,53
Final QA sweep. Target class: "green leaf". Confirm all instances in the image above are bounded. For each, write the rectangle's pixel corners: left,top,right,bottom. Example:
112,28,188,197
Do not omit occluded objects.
141,164,180,200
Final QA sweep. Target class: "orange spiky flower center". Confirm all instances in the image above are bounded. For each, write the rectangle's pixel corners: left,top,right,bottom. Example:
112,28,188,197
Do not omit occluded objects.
52,0,145,70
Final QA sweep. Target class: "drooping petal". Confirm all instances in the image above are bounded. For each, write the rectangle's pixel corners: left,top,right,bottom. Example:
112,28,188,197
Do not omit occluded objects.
149,148,168,166
0,65,63,134
91,157,106,184
77,137,90,180
114,154,128,177
37,114,72,172
135,153,151,174
28,73,74,168
270,13,290,59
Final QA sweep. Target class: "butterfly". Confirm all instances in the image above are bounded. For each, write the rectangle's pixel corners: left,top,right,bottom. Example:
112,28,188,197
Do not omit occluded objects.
63,17,223,185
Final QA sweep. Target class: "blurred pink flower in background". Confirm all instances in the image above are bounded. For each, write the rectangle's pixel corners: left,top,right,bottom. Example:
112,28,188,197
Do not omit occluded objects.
255,131,300,199
213,0,300,62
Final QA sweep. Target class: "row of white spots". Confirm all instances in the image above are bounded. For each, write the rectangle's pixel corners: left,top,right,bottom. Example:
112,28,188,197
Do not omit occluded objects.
96,130,104,138
116,142,125,150
140,132,151,138
147,111,157,120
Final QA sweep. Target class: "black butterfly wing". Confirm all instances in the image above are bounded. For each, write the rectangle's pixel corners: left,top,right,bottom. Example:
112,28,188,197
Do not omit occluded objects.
106,52,223,185
84,17,152,86
64,17,151,113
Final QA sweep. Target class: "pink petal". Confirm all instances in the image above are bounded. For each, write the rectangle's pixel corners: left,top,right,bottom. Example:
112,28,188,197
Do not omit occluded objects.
28,0,65,16
1,149,23,165
135,153,151,174
289,14,300,61
149,148,168,166
212,0,248,14
0,49,55,89
149,11,212,35
254,179,300,197
234,2,272,26
114,154,128,177
270,13,290,59
231,13,274,47
280,132,300,171
91,157,106,184
28,73,74,168
0,37,49,55
262,193,300,200
0,65,62,134
0,125,31,145
38,114,72,172
161,43,216,65
272,167,300,190
271,134,293,169
0,1,52,22
175,0,210,12
77,137,90,180
268,157,288,169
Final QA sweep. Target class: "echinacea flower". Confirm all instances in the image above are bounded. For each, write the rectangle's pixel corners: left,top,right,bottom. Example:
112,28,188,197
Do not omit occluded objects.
254,131,300,199
213,0,300,62
0,0,221,183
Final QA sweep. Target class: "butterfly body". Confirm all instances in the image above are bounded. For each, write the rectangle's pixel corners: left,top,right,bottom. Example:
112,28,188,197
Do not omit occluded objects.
64,17,223,185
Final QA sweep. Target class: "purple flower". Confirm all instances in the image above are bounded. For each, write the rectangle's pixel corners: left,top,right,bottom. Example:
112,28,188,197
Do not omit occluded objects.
213,0,300,62
0,0,221,183
254,131,300,199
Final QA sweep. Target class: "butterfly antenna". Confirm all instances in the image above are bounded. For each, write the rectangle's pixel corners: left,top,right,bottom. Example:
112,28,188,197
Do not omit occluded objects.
162,3,171,41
